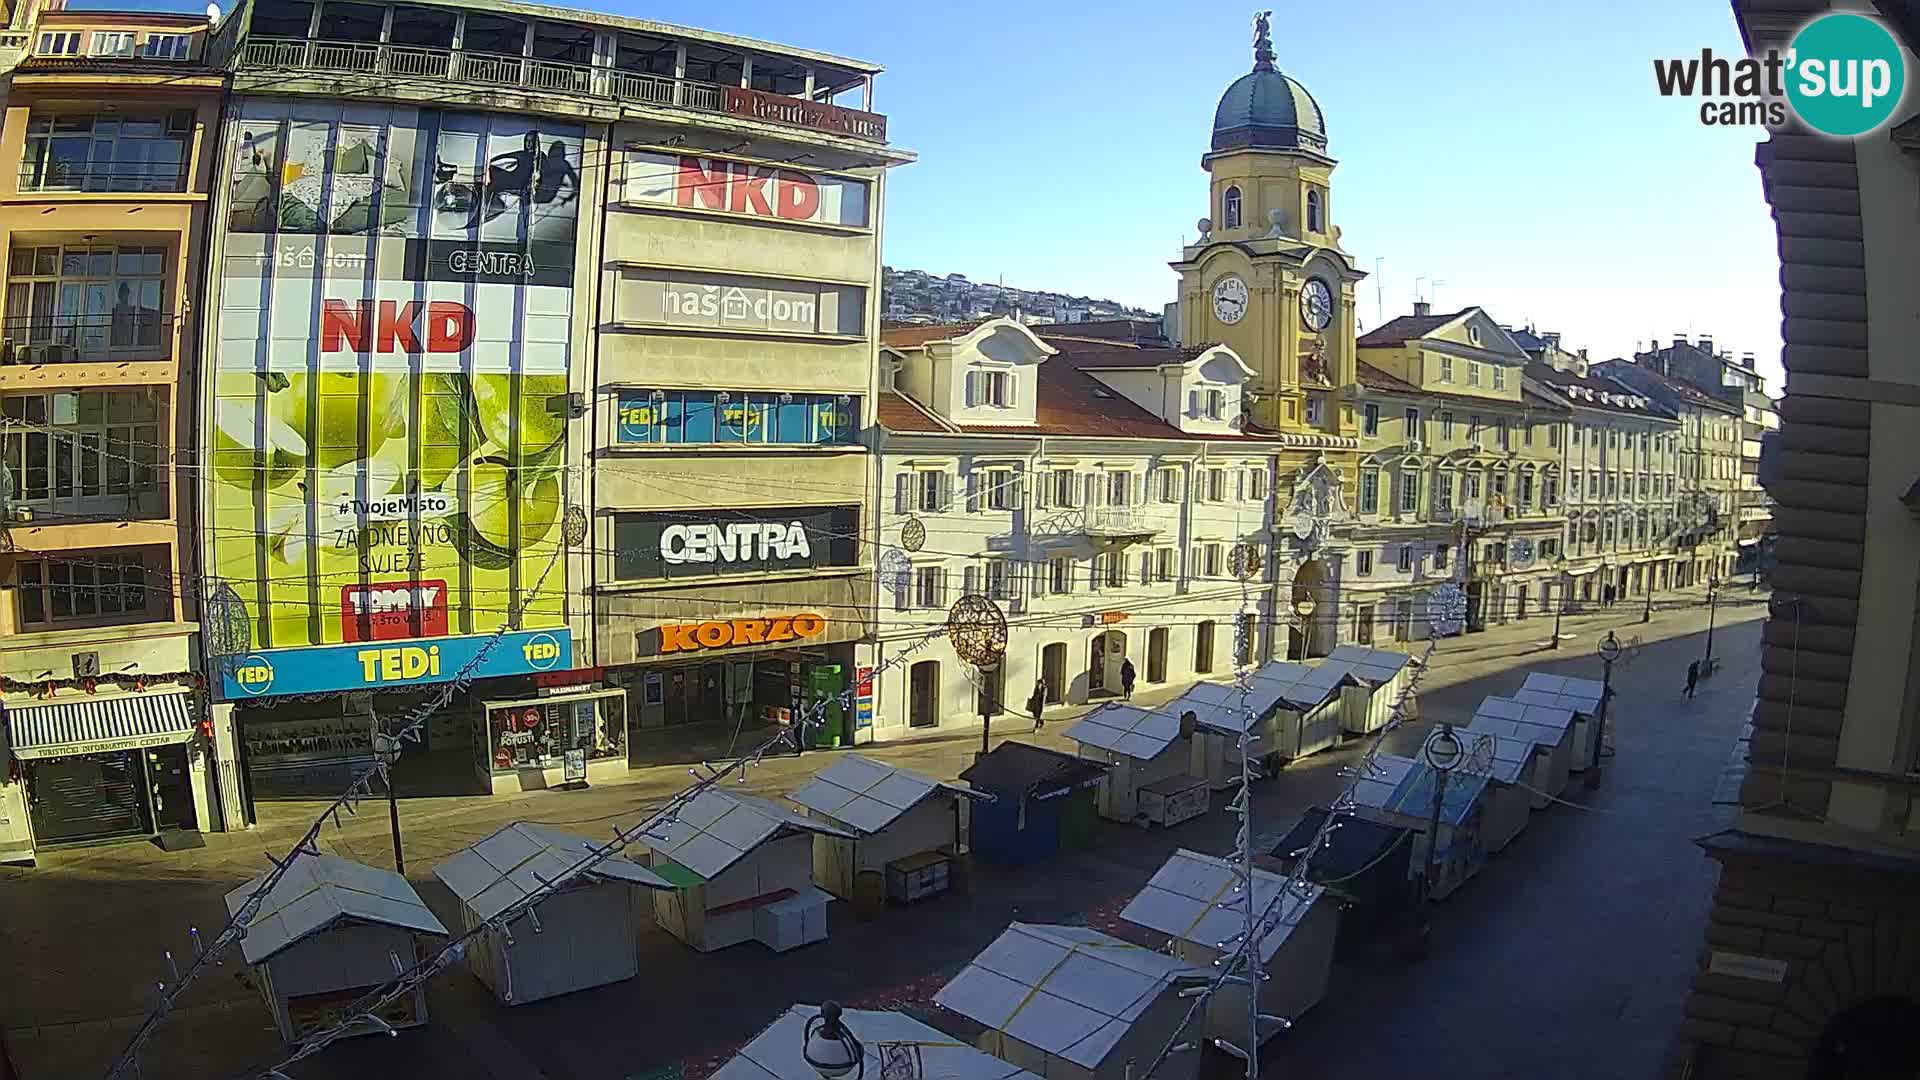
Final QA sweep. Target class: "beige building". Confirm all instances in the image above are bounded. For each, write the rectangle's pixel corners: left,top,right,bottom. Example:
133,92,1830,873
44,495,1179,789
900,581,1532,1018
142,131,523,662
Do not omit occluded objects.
0,2,223,862
1669,3,1920,1077
1350,305,1571,639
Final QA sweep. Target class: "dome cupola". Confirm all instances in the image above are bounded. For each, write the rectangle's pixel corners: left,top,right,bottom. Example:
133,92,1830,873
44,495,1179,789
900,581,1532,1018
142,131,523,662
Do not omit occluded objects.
1211,11,1327,155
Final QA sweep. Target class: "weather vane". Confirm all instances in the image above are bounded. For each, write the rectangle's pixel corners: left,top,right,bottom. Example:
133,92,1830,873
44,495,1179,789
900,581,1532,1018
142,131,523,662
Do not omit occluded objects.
1253,10,1275,71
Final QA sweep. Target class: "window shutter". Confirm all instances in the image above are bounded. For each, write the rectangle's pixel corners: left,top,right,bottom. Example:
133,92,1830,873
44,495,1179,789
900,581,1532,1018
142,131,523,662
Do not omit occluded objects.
895,473,911,515
941,471,956,510
1034,470,1050,509
895,568,912,611
1010,470,1025,508
1136,472,1148,505
1083,473,1100,509
1236,469,1247,501
965,470,980,512
938,568,950,608
1005,374,1017,407
964,372,978,407
1091,554,1104,589
1140,552,1153,585
1189,389,1201,418
963,565,979,596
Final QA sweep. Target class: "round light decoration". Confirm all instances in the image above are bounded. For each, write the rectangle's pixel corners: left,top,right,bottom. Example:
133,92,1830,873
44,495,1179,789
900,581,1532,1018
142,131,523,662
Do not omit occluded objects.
561,505,590,547
946,595,1009,669
1423,725,1464,772
1427,583,1468,637
1509,537,1535,570
900,517,927,553
1229,543,1260,581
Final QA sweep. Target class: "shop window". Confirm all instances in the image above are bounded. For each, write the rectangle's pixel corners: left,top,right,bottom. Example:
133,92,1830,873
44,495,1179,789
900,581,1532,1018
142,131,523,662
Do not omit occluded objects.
617,390,859,446
1,391,164,518
17,553,150,626
486,693,623,774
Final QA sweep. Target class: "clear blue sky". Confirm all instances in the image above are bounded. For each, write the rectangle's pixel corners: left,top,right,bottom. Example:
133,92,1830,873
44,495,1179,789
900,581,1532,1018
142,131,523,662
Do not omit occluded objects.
89,0,1784,388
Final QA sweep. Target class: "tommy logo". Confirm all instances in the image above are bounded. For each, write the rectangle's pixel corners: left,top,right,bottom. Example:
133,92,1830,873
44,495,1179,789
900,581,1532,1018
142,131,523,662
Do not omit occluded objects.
341,581,450,643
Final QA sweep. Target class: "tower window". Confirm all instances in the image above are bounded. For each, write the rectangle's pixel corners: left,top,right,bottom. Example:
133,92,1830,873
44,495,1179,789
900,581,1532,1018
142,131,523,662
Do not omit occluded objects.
1306,189,1323,232
1223,186,1242,229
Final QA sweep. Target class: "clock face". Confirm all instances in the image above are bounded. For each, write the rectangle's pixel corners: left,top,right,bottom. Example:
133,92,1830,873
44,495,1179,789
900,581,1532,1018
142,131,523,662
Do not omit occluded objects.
1211,276,1249,325
1301,279,1334,331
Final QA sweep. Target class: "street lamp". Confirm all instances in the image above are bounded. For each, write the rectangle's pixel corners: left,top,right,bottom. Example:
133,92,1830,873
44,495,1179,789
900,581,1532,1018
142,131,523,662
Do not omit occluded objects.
1415,723,1463,955
1587,631,1622,791
803,1002,865,1080
1548,557,1569,651
1293,594,1318,661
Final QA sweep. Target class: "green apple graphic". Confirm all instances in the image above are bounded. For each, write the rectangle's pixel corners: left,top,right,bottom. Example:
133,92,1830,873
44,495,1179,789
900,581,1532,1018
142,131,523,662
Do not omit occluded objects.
471,376,567,457
213,399,307,491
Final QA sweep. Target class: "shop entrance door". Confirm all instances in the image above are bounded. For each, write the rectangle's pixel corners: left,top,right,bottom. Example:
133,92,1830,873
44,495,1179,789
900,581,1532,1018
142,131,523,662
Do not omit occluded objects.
909,661,940,729
25,751,152,846
1146,628,1168,684
1089,631,1127,696
1041,643,1066,704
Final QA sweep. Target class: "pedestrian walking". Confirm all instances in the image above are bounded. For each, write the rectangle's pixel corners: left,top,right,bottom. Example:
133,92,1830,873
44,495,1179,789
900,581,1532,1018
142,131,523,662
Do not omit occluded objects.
1119,658,1137,700
1685,660,1700,699
1027,679,1048,732
1603,584,1616,607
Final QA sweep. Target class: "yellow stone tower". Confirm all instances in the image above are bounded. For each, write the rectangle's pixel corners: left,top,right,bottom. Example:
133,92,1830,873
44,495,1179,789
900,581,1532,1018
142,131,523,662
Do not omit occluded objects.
1172,11,1367,441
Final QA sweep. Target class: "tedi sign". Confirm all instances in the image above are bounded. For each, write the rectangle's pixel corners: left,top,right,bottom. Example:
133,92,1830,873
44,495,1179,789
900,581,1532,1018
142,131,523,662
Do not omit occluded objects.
1654,12,1907,135
661,521,812,566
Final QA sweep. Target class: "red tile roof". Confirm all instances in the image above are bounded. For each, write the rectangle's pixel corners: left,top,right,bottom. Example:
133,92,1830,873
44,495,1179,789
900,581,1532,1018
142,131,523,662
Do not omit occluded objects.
1032,319,1169,345
1357,362,1567,414
875,390,952,434
1356,311,1466,347
879,321,990,348
1045,338,1212,371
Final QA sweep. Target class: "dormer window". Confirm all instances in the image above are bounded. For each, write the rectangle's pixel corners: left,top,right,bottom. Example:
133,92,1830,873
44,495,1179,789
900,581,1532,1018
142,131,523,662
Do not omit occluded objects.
1223,186,1242,229
1468,325,1481,345
1205,389,1225,421
966,369,1014,408
1306,189,1323,233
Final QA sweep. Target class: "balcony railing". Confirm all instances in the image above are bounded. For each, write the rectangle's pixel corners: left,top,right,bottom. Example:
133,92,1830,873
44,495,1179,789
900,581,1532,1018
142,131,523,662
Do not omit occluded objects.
18,158,188,194
239,37,887,143
1,313,175,365
1084,507,1160,540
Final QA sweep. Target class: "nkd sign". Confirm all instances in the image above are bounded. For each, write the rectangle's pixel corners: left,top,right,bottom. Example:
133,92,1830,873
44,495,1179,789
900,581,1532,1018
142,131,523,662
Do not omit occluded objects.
623,151,871,228
613,505,858,581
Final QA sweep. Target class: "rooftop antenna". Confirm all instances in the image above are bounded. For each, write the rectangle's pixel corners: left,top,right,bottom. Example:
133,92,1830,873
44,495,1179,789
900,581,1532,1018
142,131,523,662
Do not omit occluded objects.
1373,257,1384,325
1414,275,1429,307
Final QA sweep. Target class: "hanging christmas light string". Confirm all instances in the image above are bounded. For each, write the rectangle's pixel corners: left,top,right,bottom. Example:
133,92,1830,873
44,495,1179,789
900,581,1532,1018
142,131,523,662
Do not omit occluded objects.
1137,635,1441,1080
227,628,953,1080
101,543,571,1080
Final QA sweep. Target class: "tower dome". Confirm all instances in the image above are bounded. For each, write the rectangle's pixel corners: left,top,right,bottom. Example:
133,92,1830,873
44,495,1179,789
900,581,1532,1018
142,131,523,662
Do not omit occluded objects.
1211,12,1327,155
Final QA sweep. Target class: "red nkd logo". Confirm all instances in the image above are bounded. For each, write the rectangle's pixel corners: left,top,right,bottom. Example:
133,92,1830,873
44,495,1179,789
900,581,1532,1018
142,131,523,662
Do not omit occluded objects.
321,300,476,354
341,580,451,642
674,156,821,221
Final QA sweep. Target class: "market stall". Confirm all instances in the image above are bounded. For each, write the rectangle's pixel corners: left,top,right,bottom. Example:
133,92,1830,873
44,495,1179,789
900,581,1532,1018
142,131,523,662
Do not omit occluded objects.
1467,696,1577,798
1350,752,1489,901
1244,661,1348,761
712,1003,1043,1080
1323,645,1413,735
958,741,1108,867
227,852,446,1041
1513,672,1607,771
639,788,853,954
1064,704,1206,827
785,755,976,909
1459,731,1536,853
934,922,1208,1080
478,688,628,794
433,821,671,1005
1270,807,1416,943
1119,849,1337,1049
1169,680,1285,791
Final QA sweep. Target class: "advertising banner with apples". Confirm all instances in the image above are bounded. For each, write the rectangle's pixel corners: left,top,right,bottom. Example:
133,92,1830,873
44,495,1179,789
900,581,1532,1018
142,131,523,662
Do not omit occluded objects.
210,101,581,693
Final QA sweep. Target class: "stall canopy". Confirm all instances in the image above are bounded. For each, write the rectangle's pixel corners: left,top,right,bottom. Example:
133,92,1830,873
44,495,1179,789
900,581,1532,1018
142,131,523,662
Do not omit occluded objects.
935,923,1205,1071
5,690,194,759
1063,704,1183,760
1323,645,1411,687
959,741,1108,801
433,821,672,921
713,1004,1042,1080
787,754,976,835
1353,753,1489,827
1463,731,1535,788
641,789,854,885
229,852,446,966
1120,848,1321,962
1469,696,1577,747
1270,808,1413,892
1248,661,1351,711
1513,673,1605,715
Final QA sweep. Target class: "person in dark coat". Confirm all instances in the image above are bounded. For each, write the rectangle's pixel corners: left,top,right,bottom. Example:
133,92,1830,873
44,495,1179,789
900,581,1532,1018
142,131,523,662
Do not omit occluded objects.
1120,658,1137,700
1685,660,1701,699
1027,679,1048,732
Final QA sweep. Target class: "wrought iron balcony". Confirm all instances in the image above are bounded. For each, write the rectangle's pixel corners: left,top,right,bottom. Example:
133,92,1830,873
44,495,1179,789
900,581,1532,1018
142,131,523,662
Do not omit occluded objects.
1083,507,1160,541
0,313,175,365
18,157,188,194
238,38,888,143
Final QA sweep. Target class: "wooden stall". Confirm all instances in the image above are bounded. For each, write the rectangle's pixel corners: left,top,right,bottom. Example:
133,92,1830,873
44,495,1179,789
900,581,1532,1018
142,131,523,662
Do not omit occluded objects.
1120,849,1337,1050
959,742,1108,867
712,1003,1045,1080
1244,661,1348,761
1350,753,1490,901
1323,645,1413,735
785,755,977,909
640,789,853,955
934,922,1207,1080
1064,704,1207,827
1514,672,1608,771
227,853,446,1042
1270,807,1416,943
1467,696,1577,798
1170,680,1286,790
433,821,671,1005
1458,731,1537,852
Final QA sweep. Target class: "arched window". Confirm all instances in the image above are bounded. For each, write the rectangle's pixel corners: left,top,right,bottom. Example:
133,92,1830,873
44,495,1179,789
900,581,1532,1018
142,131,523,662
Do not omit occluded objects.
1223,186,1242,229
1306,189,1323,232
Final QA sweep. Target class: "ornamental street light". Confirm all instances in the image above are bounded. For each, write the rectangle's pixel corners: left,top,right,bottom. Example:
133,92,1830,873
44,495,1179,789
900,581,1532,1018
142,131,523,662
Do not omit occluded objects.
1549,557,1569,651
803,1002,864,1080
1415,722,1463,955
1587,631,1622,791
1292,593,1318,661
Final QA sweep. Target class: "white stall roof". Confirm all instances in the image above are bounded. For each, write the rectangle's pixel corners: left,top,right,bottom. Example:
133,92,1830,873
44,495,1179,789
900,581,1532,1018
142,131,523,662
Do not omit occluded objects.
434,821,672,922
1461,731,1535,785
639,789,855,883
786,755,972,835
1470,695,1577,742
229,853,445,966
1350,753,1417,811
1064,703,1184,760
1165,680,1286,734
1120,848,1323,963
1324,645,1412,686
1515,672,1605,715
935,923,1204,1070
1248,660,1351,711
713,1005,1042,1080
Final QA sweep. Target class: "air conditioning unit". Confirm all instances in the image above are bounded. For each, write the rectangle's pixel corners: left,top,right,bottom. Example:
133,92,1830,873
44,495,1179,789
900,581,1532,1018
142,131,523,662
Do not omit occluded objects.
1404,438,1424,453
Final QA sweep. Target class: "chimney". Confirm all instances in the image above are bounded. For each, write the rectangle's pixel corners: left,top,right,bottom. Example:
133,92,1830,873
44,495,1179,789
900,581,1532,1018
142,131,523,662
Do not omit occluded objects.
1698,335,1713,355
1543,331,1561,349
1413,301,1431,317
1673,334,1687,348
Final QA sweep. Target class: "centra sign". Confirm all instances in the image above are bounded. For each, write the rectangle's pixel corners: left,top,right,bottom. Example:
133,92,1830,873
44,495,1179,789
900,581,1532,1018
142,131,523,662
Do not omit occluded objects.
662,521,811,566
657,613,828,655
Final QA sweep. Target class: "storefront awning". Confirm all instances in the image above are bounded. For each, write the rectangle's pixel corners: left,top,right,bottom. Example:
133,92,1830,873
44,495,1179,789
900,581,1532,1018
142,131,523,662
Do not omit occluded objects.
5,691,194,759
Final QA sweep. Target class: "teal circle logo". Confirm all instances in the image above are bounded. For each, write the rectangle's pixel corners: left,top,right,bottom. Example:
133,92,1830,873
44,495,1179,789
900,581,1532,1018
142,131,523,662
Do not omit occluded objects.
1786,13,1906,136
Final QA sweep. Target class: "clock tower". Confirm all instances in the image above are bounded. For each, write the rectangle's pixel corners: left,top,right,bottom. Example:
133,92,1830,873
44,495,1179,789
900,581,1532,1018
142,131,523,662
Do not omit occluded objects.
1172,11,1367,439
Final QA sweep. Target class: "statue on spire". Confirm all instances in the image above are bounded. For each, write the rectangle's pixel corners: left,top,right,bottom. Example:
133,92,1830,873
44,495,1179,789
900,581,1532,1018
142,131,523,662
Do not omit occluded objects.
1253,10,1276,72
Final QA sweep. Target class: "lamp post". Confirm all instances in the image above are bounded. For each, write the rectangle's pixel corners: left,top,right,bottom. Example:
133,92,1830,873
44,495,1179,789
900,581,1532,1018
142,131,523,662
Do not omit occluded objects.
1587,631,1622,791
1702,573,1720,677
803,1001,864,1080
1293,593,1318,661
1415,722,1463,955
1642,570,1654,623
1549,558,1569,650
